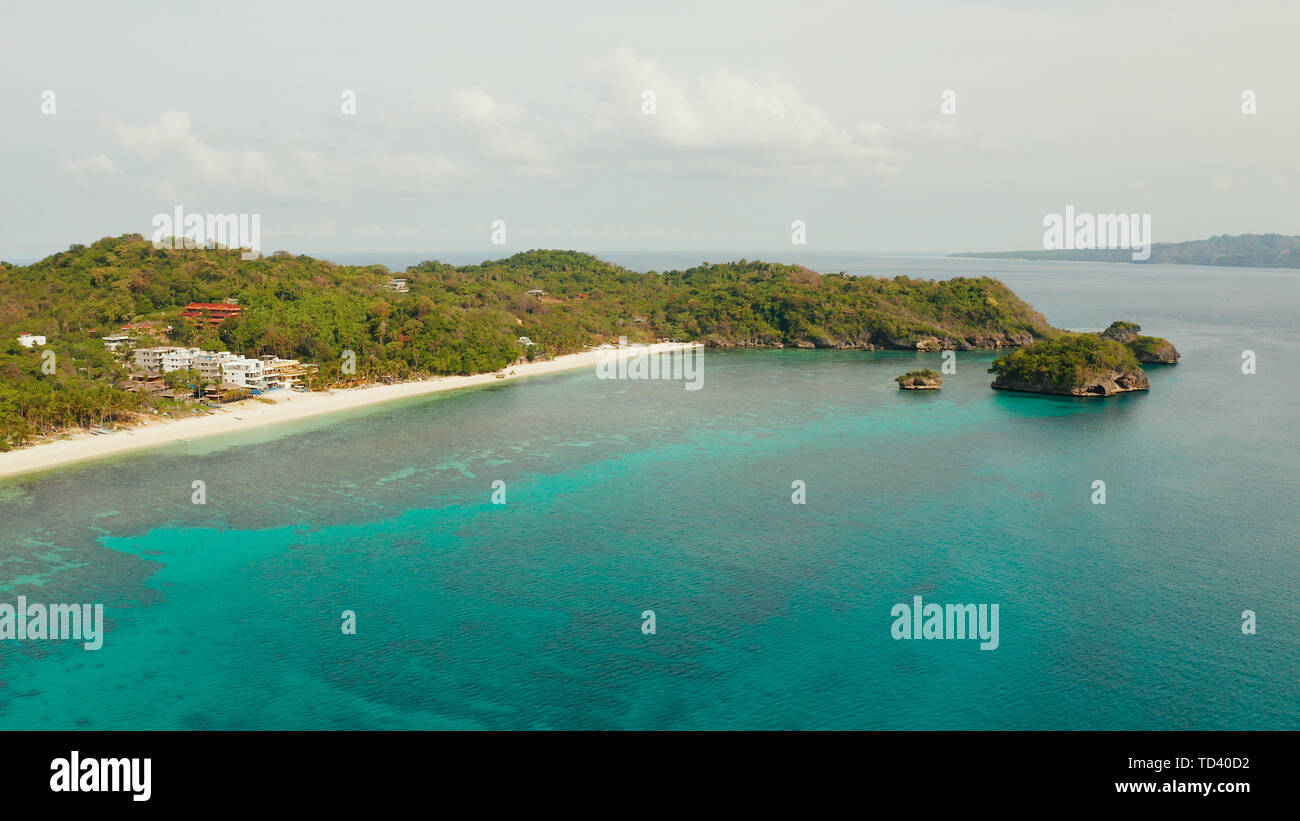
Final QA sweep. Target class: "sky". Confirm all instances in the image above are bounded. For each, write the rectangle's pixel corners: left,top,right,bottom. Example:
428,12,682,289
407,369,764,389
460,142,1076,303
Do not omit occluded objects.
1,0,1297,262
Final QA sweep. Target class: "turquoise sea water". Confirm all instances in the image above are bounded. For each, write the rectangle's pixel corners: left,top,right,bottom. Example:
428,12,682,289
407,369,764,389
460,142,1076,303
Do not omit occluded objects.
1,257,1297,729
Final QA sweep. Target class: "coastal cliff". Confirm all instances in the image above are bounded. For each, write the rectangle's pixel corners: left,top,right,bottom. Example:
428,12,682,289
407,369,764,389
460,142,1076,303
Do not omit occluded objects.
710,330,1037,351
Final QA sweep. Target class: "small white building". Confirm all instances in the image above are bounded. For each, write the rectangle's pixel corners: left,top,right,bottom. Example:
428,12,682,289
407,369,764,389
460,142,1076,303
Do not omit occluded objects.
17,333,46,348
102,334,134,353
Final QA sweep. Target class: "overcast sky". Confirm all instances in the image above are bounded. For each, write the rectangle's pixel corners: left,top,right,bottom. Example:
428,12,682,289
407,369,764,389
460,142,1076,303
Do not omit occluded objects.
2,0,1296,261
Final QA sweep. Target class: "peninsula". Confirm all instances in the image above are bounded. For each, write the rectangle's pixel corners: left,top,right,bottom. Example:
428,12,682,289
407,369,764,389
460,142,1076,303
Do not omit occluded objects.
0,235,1060,455
0,237,1183,470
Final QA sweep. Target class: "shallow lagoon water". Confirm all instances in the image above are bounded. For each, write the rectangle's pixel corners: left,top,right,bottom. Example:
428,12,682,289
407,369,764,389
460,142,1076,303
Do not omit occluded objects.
1,256,1296,729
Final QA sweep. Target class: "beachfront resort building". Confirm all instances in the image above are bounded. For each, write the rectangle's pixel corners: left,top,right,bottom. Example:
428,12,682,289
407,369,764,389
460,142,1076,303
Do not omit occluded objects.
133,346,199,373
216,356,317,392
17,333,46,348
219,357,267,391
132,345,316,394
132,346,165,372
258,356,315,390
160,348,196,372
193,350,238,383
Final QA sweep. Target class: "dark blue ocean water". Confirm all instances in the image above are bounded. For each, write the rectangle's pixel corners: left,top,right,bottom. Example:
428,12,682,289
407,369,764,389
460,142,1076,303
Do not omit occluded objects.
1,255,1296,729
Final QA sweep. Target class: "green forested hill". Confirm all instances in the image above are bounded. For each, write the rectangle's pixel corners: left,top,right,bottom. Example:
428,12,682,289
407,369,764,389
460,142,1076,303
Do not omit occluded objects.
0,235,1057,448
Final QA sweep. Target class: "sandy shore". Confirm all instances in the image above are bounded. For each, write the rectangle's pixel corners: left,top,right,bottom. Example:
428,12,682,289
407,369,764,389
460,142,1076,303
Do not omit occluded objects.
0,342,701,480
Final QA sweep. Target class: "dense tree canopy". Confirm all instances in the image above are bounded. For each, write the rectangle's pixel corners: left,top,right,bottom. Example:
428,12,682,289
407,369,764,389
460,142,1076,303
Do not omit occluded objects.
988,334,1141,390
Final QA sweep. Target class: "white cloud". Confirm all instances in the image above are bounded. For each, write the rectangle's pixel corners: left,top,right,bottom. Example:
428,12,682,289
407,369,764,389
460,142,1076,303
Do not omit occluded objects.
99,111,462,199
114,111,274,188
60,154,121,184
358,226,423,237
599,47,903,182
897,121,962,143
83,66,934,201
449,88,552,172
369,151,459,192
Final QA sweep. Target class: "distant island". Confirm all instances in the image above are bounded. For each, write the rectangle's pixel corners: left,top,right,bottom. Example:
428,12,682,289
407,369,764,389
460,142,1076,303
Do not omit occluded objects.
953,232,1300,268
988,321,1179,397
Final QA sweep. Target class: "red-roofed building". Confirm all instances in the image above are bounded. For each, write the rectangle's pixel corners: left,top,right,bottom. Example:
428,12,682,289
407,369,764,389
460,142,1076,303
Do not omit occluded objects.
181,302,242,327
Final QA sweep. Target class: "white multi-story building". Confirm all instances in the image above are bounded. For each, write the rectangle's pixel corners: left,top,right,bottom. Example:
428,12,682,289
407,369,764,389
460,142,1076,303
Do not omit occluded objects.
17,333,46,348
136,346,199,373
257,356,314,391
193,350,238,383
257,355,285,390
133,347,160,371
161,348,199,372
134,346,202,373
132,346,310,392
134,347,208,373
220,356,267,391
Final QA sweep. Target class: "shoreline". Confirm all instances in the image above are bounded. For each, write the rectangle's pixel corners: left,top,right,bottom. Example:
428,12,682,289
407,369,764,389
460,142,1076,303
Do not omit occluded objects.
0,342,701,480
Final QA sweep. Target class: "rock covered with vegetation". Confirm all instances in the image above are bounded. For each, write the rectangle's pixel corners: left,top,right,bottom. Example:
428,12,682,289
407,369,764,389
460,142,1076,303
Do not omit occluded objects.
895,369,943,390
1098,321,1180,364
988,334,1150,396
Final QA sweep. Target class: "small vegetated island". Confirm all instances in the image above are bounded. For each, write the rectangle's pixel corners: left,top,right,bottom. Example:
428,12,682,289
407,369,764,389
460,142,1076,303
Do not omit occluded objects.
988,321,1179,397
1096,320,1180,364
895,369,942,390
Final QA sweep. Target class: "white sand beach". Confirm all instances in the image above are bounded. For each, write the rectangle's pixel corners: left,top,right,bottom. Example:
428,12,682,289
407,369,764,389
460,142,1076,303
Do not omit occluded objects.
0,342,701,480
